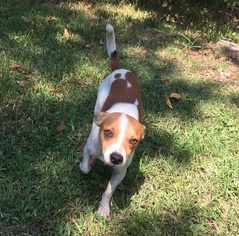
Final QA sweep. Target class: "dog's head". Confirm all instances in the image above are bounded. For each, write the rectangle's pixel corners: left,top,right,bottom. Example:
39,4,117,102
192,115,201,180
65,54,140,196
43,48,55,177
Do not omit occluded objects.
95,112,146,167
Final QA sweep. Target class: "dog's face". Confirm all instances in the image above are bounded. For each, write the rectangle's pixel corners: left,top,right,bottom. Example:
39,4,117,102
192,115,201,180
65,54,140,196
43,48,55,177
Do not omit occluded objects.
95,112,146,166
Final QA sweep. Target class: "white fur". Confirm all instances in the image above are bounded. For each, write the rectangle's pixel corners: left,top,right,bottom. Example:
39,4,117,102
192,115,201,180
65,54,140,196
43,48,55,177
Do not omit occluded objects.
106,23,116,58
107,103,139,121
80,24,141,217
81,79,139,217
80,115,132,216
127,81,132,88
103,113,128,166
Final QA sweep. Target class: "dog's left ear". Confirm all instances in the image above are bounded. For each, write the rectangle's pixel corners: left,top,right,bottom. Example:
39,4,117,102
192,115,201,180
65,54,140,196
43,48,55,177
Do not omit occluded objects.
95,112,109,126
141,125,146,140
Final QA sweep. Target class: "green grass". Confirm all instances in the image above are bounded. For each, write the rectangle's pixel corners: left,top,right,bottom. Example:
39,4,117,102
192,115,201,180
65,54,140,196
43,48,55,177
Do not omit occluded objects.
0,0,239,235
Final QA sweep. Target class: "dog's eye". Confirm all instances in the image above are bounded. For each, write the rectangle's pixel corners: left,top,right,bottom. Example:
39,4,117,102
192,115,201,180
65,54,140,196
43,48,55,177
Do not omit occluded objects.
129,138,138,145
104,130,113,138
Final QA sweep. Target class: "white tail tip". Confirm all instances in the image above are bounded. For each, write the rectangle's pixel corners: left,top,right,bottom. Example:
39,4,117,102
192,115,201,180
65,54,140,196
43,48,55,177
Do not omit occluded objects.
106,23,116,58
106,24,114,34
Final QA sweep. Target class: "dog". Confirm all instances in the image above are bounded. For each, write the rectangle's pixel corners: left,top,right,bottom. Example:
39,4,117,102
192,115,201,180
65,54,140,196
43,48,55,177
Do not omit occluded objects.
80,24,146,217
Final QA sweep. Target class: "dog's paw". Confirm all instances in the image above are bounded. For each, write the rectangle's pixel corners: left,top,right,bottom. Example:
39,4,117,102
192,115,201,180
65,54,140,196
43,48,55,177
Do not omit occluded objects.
97,204,110,217
79,162,90,174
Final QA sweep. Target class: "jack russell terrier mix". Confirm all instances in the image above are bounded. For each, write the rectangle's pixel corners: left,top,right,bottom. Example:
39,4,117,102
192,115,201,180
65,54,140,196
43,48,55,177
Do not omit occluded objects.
80,24,146,217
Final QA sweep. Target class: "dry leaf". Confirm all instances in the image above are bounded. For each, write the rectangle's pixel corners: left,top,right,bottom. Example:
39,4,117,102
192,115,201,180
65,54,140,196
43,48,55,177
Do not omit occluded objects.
166,97,173,109
39,223,51,230
50,87,61,93
32,84,39,90
136,49,149,58
86,4,92,10
25,74,32,79
85,44,91,48
17,80,26,87
170,92,181,100
48,16,57,21
21,16,27,21
9,63,21,70
57,123,67,132
230,73,237,79
64,28,70,40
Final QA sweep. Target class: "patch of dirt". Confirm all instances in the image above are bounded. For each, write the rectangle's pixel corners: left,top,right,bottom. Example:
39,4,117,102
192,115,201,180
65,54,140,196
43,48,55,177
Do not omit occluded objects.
185,39,238,83
138,29,238,85
185,41,239,96
208,38,239,65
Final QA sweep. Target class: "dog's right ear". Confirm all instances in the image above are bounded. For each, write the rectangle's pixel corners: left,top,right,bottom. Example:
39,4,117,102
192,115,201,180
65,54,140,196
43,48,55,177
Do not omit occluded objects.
95,112,109,126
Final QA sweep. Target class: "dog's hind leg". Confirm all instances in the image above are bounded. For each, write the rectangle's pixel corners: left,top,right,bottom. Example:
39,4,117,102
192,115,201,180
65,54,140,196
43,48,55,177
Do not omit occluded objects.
98,168,127,217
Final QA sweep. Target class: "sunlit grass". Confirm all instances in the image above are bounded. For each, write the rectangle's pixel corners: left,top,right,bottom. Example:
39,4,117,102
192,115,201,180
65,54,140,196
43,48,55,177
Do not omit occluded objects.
0,0,239,235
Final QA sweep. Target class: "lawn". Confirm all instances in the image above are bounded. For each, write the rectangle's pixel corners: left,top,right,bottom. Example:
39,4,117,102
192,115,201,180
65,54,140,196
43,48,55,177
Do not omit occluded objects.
0,0,239,235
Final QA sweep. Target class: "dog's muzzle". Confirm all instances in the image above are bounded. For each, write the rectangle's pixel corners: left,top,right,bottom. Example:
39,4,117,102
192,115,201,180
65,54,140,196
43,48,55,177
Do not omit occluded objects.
110,152,123,165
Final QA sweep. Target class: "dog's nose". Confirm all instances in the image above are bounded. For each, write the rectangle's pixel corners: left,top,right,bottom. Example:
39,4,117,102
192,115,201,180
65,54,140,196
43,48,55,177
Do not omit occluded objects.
110,152,123,165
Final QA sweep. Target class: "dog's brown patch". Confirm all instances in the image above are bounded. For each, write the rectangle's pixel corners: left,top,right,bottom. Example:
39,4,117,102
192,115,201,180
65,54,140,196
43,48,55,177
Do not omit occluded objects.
101,72,144,123
114,73,121,79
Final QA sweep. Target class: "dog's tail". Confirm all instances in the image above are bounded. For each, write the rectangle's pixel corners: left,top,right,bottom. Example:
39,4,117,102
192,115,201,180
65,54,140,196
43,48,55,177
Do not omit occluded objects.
106,24,121,71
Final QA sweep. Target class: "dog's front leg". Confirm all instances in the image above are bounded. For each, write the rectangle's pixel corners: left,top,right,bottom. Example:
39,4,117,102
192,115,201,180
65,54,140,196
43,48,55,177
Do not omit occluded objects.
80,144,92,174
98,168,127,217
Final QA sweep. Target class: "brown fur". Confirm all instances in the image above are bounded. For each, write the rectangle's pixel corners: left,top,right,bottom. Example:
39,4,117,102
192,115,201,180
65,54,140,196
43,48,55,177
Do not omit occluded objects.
110,51,121,71
97,112,145,159
101,72,144,123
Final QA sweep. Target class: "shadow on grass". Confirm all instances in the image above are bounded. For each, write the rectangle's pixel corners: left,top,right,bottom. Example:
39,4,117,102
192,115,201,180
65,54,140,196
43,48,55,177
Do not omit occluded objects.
1,0,238,234
230,92,239,106
120,205,206,235
0,89,97,233
96,0,239,43
0,0,107,82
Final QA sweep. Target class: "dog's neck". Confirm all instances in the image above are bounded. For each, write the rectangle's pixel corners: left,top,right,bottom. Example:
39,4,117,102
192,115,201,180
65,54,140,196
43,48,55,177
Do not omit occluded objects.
106,102,139,121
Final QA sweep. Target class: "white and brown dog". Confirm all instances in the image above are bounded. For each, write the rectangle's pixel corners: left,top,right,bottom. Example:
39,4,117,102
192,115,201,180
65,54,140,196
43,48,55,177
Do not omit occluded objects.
80,24,146,217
